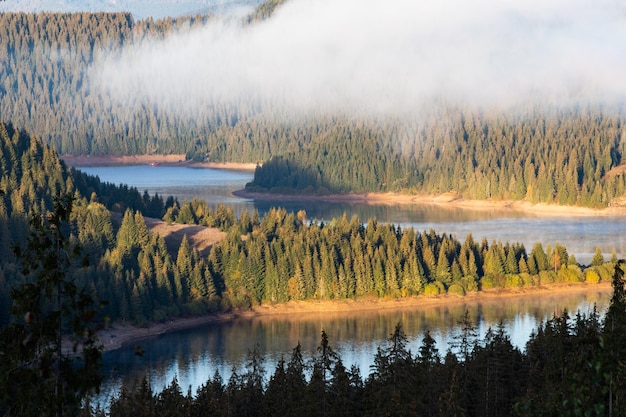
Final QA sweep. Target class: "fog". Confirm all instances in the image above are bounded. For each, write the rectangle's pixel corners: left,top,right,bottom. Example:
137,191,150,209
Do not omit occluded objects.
92,0,626,117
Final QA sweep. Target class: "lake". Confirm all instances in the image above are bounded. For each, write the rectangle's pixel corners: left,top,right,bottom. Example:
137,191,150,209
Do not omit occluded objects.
98,288,610,405
76,165,618,403
78,165,626,265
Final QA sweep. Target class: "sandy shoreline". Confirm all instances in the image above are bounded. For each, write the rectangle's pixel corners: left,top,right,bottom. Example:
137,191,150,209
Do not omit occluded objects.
233,190,626,217
98,281,612,353
62,153,626,215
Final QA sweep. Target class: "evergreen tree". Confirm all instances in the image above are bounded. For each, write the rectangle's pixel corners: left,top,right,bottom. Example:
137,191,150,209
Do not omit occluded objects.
602,260,626,415
591,247,605,267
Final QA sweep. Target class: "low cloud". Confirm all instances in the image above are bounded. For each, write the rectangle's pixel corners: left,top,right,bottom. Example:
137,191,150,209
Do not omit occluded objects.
92,0,626,117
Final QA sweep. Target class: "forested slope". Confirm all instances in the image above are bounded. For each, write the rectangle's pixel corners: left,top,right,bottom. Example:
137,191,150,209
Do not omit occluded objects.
0,121,181,324
1,122,622,414
0,4,286,157
244,107,626,208
1,8,626,206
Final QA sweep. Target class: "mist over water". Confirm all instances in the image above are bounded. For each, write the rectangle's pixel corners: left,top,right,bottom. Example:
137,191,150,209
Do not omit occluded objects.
91,0,626,117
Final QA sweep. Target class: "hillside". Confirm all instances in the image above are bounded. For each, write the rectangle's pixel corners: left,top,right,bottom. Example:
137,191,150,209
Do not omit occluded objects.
144,216,226,257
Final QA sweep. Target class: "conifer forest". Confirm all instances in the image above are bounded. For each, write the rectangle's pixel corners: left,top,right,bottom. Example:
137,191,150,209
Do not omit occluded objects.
1,0,626,415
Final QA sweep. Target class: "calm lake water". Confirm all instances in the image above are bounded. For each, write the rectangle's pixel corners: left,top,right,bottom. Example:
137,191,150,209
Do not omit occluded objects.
79,165,626,265
98,289,610,404
77,165,618,402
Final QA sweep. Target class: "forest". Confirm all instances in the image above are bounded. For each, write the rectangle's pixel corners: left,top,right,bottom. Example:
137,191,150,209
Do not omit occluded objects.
0,5,626,206
0,146,624,416
0,122,616,327
1,2,626,414
0,121,618,414
5,192,622,417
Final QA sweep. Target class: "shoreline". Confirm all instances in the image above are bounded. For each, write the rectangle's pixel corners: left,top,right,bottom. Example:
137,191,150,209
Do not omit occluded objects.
98,280,612,353
62,153,626,216
233,190,626,217
59,155,620,351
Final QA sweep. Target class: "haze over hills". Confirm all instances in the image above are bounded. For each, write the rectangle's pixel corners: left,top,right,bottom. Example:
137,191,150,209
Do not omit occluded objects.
1,3,626,413
0,0,262,19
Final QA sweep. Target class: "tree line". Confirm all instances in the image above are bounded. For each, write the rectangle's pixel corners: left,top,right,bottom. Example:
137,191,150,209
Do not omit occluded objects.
1,8,626,206
245,107,626,208
85,263,626,417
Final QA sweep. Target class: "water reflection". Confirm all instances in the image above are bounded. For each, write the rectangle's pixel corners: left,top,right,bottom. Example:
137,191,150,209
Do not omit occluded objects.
99,287,610,404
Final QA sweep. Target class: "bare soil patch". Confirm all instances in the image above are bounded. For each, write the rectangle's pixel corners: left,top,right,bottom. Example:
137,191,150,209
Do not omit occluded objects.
250,281,612,317
144,217,226,257
62,154,187,166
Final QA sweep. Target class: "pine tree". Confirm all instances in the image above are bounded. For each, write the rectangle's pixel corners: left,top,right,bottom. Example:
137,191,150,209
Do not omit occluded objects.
418,330,441,417
602,259,626,415
591,247,605,267
436,245,452,286
531,243,549,271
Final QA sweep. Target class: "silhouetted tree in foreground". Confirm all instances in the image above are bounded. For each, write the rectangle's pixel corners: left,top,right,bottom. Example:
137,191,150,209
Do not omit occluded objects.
0,194,102,417
603,259,626,417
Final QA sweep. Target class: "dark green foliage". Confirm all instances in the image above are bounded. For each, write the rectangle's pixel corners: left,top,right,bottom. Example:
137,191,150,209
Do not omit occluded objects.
170,199,239,231
0,194,102,417
244,108,626,207
108,377,154,417
602,260,626,416
0,124,192,326
0,117,612,331
365,323,418,416
466,323,524,417
205,207,591,309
